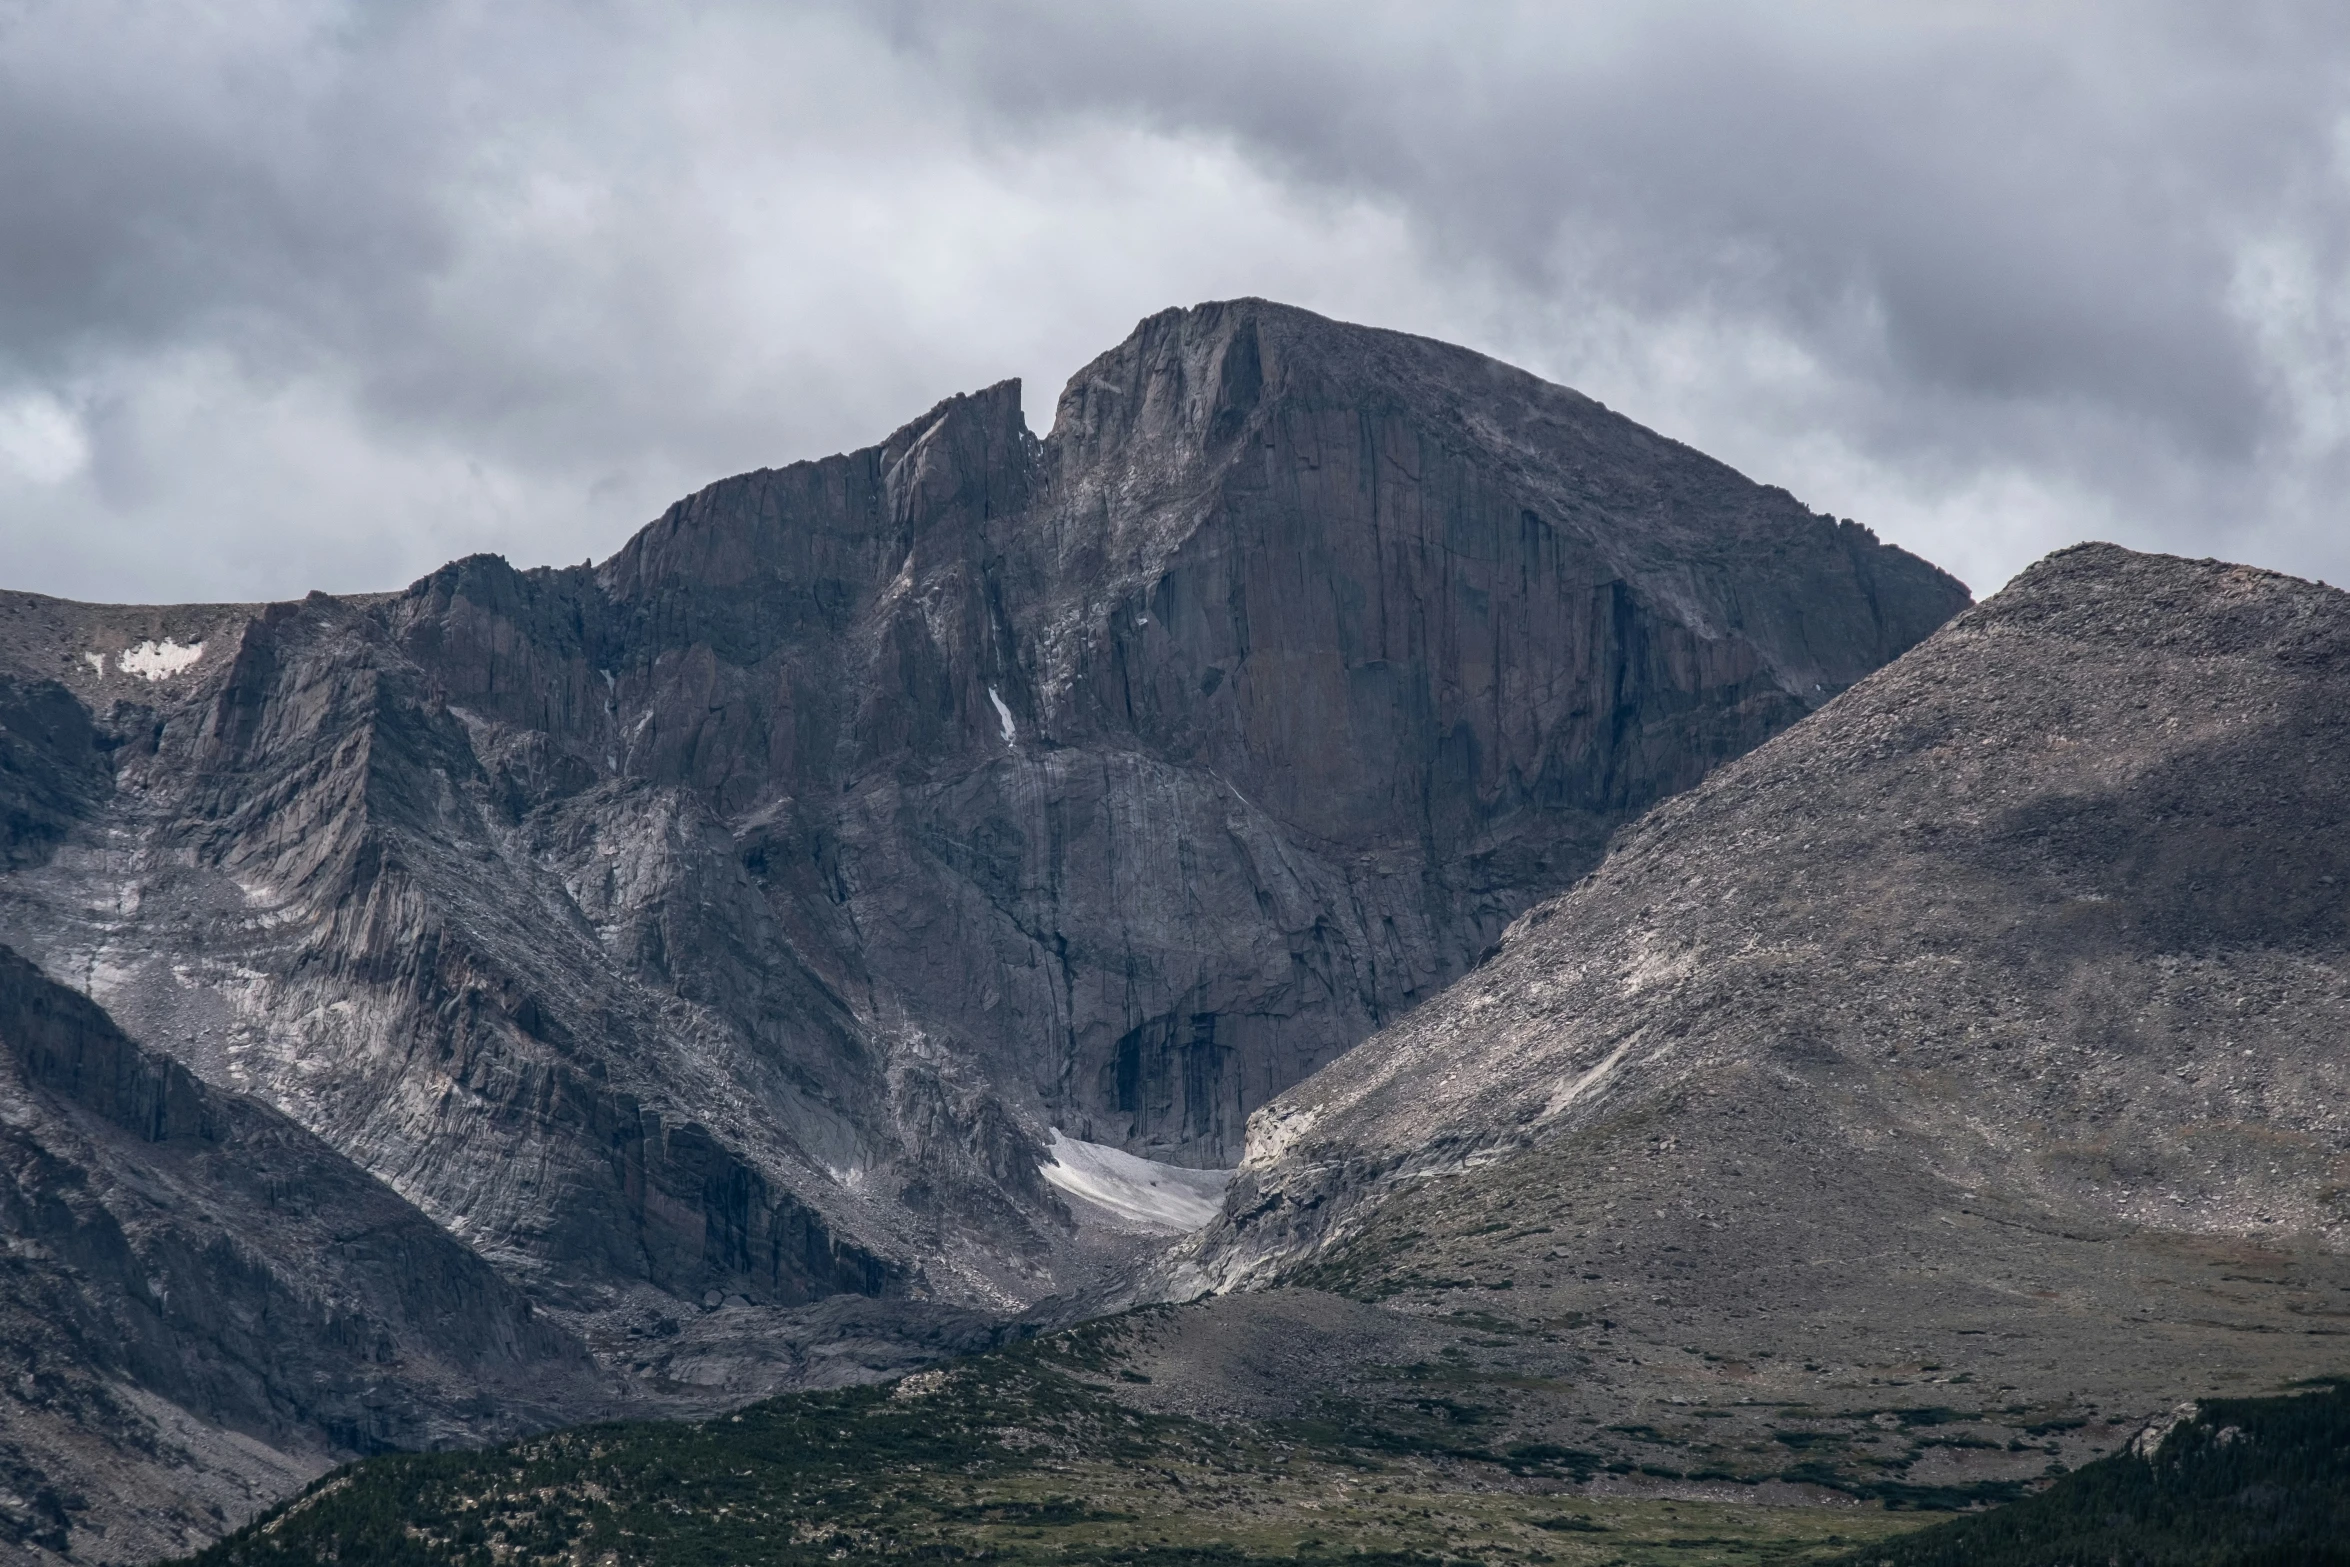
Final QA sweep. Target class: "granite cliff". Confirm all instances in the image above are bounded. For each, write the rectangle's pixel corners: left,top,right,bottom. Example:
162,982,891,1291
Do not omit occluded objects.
0,300,1983,1559
108,499,2350,1566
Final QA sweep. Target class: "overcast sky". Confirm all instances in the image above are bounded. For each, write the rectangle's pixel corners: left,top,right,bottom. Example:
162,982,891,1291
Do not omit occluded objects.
2,2,2345,604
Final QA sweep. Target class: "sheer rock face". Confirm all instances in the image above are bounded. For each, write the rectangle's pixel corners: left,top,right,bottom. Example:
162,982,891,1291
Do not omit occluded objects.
0,945,602,1564
0,300,1964,1336
1184,546,2350,1450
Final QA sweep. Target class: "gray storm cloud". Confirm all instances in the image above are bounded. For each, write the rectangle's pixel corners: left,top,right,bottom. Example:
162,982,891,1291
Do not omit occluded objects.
0,0,2344,603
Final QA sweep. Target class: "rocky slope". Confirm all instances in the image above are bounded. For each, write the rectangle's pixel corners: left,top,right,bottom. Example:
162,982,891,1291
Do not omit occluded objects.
0,944,605,1564
0,299,1966,1353
1175,544,2350,1492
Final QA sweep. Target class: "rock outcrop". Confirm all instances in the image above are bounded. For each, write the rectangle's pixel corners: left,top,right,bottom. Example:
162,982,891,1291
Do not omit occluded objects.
0,944,603,1563
0,300,1964,1352
1178,545,2350,1490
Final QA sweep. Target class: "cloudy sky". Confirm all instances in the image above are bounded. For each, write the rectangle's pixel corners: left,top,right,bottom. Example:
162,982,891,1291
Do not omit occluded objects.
2,1,2345,604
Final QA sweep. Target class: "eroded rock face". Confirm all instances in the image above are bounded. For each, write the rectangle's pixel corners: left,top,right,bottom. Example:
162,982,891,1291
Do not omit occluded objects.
0,300,1965,1339
0,945,603,1564
1179,546,2350,1484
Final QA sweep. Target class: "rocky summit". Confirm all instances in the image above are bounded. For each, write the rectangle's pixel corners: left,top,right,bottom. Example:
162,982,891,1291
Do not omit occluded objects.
0,299,1964,1556
1172,544,2350,1496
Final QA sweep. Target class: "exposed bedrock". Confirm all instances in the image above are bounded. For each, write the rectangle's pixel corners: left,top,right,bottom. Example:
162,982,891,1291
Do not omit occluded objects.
0,300,1967,1333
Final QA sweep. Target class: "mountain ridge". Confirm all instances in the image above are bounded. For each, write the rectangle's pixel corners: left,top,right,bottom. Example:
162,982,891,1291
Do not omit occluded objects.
0,298,1972,1556
0,298,1966,1325
1194,541,2350,1287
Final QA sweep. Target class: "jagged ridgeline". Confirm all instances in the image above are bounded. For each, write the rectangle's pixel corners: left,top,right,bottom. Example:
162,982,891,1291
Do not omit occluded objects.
28,296,2350,1563
0,301,1966,1312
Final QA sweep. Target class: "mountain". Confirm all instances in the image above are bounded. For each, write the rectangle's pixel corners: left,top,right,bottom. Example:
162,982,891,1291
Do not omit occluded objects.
0,944,603,1565
0,298,1965,1356
145,546,2350,1566
1175,543,2350,1492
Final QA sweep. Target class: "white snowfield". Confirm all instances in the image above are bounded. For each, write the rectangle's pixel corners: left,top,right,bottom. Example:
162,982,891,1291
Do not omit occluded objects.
987,685,1017,744
114,639,205,680
1039,1129,1231,1232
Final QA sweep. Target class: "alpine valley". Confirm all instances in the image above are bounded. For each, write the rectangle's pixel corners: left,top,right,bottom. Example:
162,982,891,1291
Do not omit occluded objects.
6,300,2344,1567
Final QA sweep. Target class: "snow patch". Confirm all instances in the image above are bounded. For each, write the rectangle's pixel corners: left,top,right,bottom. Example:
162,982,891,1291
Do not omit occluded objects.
987,685,1017,744
1040,1129,1230,1232
117,638,204,680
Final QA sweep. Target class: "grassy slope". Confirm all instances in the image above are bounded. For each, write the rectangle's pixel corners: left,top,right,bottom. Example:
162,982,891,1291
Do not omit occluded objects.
177,1318,1929,1567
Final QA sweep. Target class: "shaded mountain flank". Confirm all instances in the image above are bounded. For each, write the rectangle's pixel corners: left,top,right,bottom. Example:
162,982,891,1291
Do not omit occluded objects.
0,295,1961,1375
1147,544,2350,1501
0,944,603,1565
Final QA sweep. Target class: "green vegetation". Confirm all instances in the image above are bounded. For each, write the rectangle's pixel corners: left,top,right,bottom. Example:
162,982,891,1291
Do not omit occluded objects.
1832,1382,2350,1566
178,1326,1927,1567
176,1308,2350,1567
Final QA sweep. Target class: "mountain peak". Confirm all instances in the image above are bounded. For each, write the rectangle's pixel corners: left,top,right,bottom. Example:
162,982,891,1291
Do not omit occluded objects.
0,302,1970,1552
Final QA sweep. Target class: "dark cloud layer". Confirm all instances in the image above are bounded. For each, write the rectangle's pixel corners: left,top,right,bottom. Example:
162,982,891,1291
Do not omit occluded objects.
0,1,2344,603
